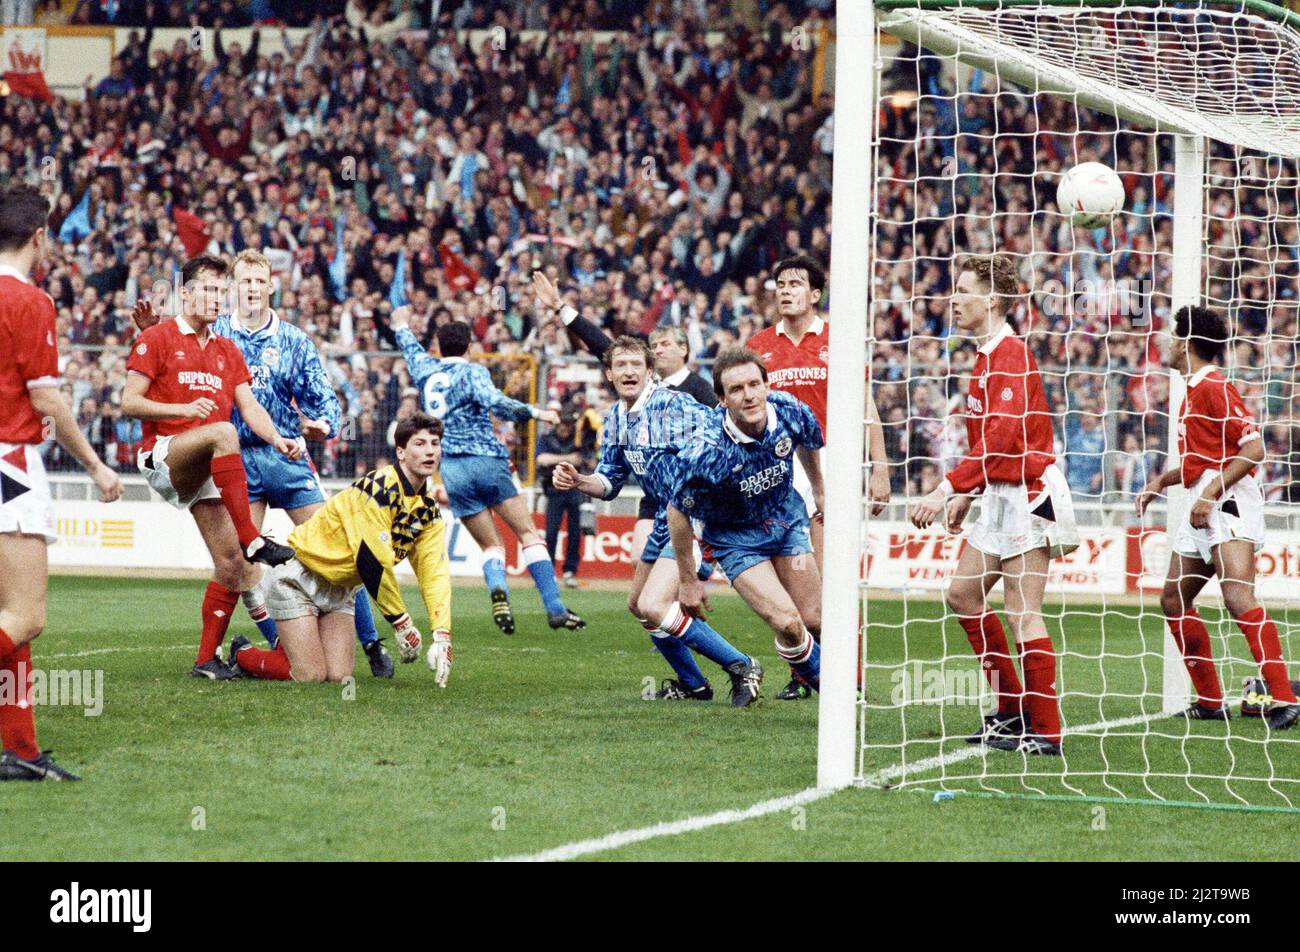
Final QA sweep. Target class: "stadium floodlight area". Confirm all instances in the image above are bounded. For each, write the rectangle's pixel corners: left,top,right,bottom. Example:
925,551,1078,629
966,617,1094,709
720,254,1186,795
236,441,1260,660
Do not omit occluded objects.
820,0,1300,812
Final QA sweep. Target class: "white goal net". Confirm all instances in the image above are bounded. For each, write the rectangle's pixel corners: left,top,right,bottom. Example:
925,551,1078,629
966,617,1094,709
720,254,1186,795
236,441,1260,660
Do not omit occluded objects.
825,0,1300,812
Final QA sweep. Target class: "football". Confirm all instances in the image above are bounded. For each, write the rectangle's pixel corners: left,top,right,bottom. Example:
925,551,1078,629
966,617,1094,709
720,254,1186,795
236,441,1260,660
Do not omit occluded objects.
1056,161,1127,228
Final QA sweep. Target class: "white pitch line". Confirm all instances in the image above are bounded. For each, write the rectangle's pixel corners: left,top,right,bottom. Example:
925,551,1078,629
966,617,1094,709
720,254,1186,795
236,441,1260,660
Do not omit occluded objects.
491,786,839,863
496,710,1171,862
863,711,1167,786
37,643,194,661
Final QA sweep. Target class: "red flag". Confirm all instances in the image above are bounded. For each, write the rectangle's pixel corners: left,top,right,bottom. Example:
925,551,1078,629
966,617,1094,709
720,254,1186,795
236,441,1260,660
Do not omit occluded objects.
437,243,480,292
172,207,211,258
4,70,51,104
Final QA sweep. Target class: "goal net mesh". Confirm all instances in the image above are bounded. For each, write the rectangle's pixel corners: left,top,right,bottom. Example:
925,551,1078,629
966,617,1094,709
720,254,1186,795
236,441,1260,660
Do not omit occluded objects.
861,0,1300,810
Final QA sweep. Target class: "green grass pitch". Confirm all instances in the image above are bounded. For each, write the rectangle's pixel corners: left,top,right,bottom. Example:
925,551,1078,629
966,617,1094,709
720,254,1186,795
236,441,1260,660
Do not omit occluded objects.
4,577,1296,861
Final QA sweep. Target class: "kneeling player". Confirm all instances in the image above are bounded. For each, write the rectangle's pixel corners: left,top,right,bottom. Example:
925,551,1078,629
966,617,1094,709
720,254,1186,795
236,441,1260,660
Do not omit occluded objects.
910,254,1078,756
553,336,758,705
1137,305,1298,730
668,348,827,697
232,413,452,685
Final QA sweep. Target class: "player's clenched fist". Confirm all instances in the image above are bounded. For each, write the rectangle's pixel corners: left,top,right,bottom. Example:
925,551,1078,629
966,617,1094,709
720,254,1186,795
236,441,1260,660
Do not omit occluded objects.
552,460,579,491
181,397,217,419
426,629,452,687
393,614,422,663
273,435,303,461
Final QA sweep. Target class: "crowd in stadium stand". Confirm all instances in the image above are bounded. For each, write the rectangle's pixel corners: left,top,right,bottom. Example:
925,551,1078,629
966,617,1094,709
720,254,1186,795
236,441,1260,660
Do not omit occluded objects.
6,0,1299,506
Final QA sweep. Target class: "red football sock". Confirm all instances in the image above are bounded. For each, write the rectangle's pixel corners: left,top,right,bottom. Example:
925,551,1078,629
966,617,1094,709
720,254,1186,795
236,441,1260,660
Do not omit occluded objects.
234,643,292,680
1236,608,1298,704
197,581,240,665
1020,637,1062,743
1166,612,1224,708
958,612,1024,716
209,453,260,548
0,627,15,663
0,643,39,760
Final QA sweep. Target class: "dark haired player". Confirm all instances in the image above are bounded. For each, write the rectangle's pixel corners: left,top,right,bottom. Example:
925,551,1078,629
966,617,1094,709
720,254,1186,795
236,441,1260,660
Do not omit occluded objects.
910,254,1078,756
668,348,825,696
232,413,452,685
390,308,584,632
748,254,891,699
122,255,299,679
1137,305,1299,730
0,186,122,781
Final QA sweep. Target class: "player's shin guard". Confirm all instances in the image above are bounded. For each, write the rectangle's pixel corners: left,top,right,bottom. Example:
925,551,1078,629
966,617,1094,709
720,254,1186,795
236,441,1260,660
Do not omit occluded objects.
659,603,747,669
1236,608,1298,703
642,618,708,690
958,612,1024,716
241,583,278,647
1020,637,1062,743
1167,611,1224,708
776,628,820,689
198,580,240,665
0,637,39,760
521,540,566,616
209,453,262,548
352,590,378,647
481,546,508,594
235,643,292,680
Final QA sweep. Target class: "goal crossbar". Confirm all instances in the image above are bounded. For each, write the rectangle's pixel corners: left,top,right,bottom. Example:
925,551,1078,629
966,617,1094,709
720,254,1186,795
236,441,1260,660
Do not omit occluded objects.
877,0,1300,156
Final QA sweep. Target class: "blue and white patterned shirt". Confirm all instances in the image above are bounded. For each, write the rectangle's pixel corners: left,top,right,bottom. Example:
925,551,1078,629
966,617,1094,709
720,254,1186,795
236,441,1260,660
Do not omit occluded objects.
396,326,536,459
215,312,341,449
593,383,713,510
670,390,824,528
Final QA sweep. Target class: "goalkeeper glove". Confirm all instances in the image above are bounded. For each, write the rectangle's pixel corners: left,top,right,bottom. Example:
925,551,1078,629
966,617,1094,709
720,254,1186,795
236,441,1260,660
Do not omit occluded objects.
393,614,421,664
426,629,452,688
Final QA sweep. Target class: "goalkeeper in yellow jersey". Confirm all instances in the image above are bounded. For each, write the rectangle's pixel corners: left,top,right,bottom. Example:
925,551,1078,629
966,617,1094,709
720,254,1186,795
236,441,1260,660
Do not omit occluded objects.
229,413,454,686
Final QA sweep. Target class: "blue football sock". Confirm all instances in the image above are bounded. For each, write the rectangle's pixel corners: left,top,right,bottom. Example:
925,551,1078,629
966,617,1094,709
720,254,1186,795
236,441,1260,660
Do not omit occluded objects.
678,618,748,669
254,616,277,648
482,547,508,594
650,634,708,690
793,640,821,686
353,590,379,647
522,542,566,617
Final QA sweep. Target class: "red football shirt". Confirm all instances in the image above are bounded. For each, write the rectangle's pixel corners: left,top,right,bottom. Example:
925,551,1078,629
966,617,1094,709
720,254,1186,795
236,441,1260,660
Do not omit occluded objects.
126,316,252,453
946,322,1056,494
0,266,60,444
750,316,833,434
1179,365,1259,487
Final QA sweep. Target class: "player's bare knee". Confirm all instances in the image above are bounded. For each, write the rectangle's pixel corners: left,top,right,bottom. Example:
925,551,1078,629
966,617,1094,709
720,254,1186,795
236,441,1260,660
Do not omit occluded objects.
945,585,979,618
1160,585,1185,618
2,607,45,644
1222,586,1257,619
211,421,239,454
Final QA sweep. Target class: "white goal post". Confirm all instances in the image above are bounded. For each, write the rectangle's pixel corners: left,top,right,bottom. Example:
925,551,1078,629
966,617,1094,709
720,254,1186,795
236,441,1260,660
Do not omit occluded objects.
819,0,1300,803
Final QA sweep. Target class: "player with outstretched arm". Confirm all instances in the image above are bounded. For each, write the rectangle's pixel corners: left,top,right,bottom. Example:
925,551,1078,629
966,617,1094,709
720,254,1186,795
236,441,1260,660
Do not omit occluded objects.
909,253,1078,756
390,308,584,635
0,185,123,781
231,413,452,685
552,336,760,705
667,348,826,697
122,255,300,680
1137,305,1298,730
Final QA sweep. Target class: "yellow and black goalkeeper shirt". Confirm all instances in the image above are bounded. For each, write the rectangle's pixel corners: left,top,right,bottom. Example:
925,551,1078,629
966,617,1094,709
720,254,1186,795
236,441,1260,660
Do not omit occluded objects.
288,464,451,634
